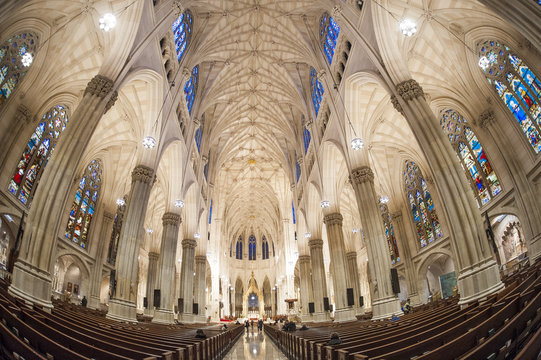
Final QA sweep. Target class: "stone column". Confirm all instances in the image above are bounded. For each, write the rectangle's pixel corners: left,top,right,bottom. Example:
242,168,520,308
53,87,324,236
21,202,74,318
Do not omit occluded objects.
298,254,314,320
323,213,356,322
0,104,32,172
144,252,159,314
107,164,155,321
153,212,181,323
392,80,503,304
88,211,114,309
308,239,330,322
9,75,117,309
193,255,207,323
350,166,401,319
346,251,363,315
179,238,197,322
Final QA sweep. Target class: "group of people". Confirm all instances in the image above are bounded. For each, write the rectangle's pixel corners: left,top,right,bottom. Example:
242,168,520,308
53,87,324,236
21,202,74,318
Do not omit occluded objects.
244,318,264,332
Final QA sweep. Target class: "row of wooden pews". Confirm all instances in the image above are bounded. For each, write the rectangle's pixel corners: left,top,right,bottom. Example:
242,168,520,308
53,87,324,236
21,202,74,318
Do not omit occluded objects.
265,259,541,360
0,281,243,360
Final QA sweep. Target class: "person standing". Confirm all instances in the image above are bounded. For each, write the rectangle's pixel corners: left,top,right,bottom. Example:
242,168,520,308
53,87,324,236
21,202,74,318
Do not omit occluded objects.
81,296,87,307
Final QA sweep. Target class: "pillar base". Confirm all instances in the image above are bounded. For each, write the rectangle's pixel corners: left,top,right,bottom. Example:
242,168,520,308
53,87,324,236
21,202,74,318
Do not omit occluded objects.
310,312,330,322
333,308,356,322
408,292,422,307
9,260,53,310
372,295,402,320
87,295,102,310
107,298,137,322
193,314,207,324
152,309,175,324
355,307,365,316
457,259,504,306
179,313,195,323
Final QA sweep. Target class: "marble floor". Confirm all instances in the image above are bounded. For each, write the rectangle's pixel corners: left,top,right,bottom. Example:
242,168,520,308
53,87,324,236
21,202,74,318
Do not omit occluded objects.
223,328,288,359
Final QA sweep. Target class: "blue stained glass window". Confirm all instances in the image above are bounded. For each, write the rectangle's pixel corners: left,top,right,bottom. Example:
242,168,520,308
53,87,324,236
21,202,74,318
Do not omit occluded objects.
292,202,296,224
65,160,102,249
172,10,193,62
380,203,400,264
310,67,325,116
208,199,212,224
479,40,541,153
404,161,442,248
184,65,199,115
236,235,243,259
319,13,341,64
303,128,311,154
195,124,203,153
249,234,256,260
9,105,69,206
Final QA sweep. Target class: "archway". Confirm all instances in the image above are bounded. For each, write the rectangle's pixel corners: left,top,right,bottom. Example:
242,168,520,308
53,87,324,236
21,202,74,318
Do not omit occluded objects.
418,253,456,303
52,254,90,303
491,214,528,268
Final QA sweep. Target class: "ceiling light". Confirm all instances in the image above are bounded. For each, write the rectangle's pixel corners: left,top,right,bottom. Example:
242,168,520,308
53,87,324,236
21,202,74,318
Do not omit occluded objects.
142,136,156,149
380,196,389,204
400,19,417,37
304,232,311,238
478,56,490,70
321,200,330,208
99,13,117,32
21,52,33,67
175,199,184,208
350,138,364,150
116,198,125,206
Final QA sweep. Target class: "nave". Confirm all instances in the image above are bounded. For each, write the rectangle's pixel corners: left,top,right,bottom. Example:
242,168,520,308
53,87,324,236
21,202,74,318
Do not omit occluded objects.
223,329,287,360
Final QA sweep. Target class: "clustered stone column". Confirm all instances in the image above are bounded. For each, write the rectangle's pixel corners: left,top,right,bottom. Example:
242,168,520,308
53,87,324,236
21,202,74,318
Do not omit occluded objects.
153,212,181,323
323,213,356,322
179,238,197,322
346,251,363,314
392,79,503,304
88,211,114,309
145,252,159,314
350,166,401,319
298,254,314,320
108,164,155,321
308,239,330,321
193,255,207,322
9,74,117,309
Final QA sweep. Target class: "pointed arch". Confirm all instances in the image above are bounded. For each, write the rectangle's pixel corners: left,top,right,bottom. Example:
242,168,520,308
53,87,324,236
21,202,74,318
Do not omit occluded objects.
172,9,193,62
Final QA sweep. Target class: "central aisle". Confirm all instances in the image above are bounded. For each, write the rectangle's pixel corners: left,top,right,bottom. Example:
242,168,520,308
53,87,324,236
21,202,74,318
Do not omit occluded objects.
224,328,288,359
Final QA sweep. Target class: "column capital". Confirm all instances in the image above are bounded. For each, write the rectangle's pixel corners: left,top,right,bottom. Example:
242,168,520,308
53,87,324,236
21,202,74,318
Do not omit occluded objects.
298,255,311,264
396,79,425,102
390,95,404,115
162,212,181,227
84,75,115,98
350,166,374,185
308,238,324,249
148,252,160,262
346,251,357,260
323,212,343,226
195,255,207,264
16,104,32,124
105,90,118,113
131,165,155,184
477,109,495,129
181,238,198,249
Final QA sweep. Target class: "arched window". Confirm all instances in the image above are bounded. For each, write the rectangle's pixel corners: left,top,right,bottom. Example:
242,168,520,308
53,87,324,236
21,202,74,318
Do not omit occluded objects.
440,109,502,206
319,13,340,64
292,202,296,224
296,161,301,183
404,161,442,248
8,105,69,205
230,242,233,257
65,160,102,249
262,235,269,260
0,32,39,108
303,128,311,154
195,124,203,153
310,67,325,116
249,234,256,260
106,198,126,265
184,65,199,115
380,203,400,264
172,10,193,62
236,235,243,259
478,40,541,153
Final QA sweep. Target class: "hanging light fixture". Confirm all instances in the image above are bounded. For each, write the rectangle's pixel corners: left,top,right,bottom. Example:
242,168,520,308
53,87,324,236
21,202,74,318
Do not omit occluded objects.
116,198,126,206
400,19,417,37
304,232,312,238
352,227,360,233
21,52,33,67
350,138,364,150
321,200,330,208
174,199,185,208
379,195,390,204
194,233,201,239
146,228,154,234
142,136,156,149
99,13,117,32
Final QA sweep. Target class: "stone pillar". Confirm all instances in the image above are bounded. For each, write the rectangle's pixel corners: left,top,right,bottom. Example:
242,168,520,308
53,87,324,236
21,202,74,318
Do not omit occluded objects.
88,211,114,309
323,213,356,322
0,104,32,172
308,239,330,322
144,252,159,314
9,75,117,309
350,167,401,319
392,80,503,304
298,255,314,320
193,255,207,323
179,238,197,322
346,251,363,315
153,212,181,324
107,164,155,321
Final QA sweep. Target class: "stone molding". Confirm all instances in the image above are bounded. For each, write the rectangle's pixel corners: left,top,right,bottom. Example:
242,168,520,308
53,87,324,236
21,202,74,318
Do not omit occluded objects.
350,166,374,185
148,252,160,261
346,251,357,260
391,211,402,221
16,104,32,124
181,238,197,249
105,90,118,113
85,75,114,98
396,79,425,102
103,211,115,221
195,255,207,264
308,238,324,249
131,165,155,184
323,212,343,226
298,255,311,264
477,109,495,129
162,212,181,227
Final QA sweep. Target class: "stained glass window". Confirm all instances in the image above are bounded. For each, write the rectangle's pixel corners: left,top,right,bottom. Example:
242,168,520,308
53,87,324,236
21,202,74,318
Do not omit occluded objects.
310,67,325,116
292,202,296,224
296,161,301,183
262,235,269,260
106,198,126,265
172,10,193,62
319,13,340,64
8,105,69,205
65,160,102,249
236,235,243,259
204,162,209,181
195,124,203,153
440,109,501,206
208,199,212,224
404,161,442,248
249,234,256,260
380,203,400,264
0,32,39,108
184,65,199,115
478,40,541,153
303,128,311,154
